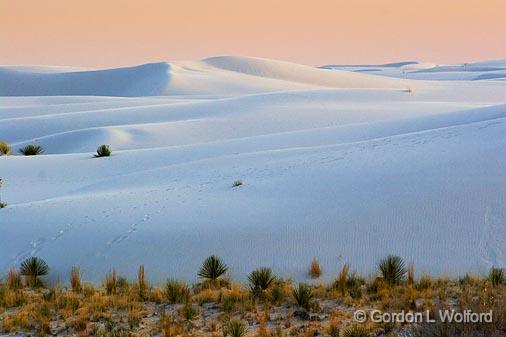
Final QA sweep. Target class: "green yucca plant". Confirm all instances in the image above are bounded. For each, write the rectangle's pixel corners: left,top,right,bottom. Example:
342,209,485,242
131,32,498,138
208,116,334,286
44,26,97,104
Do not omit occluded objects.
223,320,247,337
292,283,313,310
20,256,49,287
19,144,44,156
378,255,407,286
198,255,228,283
342,326,371,337
94,144,111,157
489,267,504,287
248,267,275,297
165,279,191,304
0,141,11,155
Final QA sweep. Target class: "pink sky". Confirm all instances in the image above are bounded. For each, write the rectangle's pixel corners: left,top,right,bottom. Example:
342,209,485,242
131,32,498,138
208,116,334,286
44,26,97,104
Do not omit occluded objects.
1,0,505,67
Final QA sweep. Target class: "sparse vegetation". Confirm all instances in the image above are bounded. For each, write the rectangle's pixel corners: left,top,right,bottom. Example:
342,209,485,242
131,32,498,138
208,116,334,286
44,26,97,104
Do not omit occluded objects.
335,263,350,296
165,279,191,304
19,144,44,156
292,283,313,310
232,180,243,187
104,268,117,295
378,255,407,286
1,256,504,337
342,326,371,337
198,255,228,284
19,256,49,288
0,141,11,155
248,267,275,298
223,320,247,337
489,266,504,287
94,144,111,157
309,258,322,278
70,266,82,292
138,264,148,299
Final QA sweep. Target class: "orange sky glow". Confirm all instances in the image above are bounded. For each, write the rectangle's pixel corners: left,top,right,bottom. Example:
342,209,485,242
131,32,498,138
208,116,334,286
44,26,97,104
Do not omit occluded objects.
1,0,505,67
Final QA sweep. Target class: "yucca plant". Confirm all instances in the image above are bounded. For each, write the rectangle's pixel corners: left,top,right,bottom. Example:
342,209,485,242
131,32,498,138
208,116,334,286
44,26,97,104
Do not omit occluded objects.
248,267,276,298
198,255,228,284
19,144,44,156
342,326,371,337
223,320,247,337
292,283,313,310
20,256,49,287
378,255,407,286
0,141,11,155
94,144,111,157
489,267,504,287
165,279,191,304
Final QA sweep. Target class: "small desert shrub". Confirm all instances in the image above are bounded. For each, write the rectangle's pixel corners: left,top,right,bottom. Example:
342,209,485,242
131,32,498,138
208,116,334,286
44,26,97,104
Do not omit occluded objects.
248,267,276,298
223,320,247,337
0,202,6,208
326,319,340,337
0,141,11,155
267,279,290,304
165,279,191,304
19,144,44,156
489,267,504,287
20,256,49,287
221,287,250,313
378,255,406,286
292,283,313,310
138,265,149,299
334,263,350,296
104,268,117,295
7,269,22,290
94,144,111,157
70,266,82,292
309,258,322,278
415,275,433,291
346,273,365,300
343,326,371,337
198,255,228,284
180,303,198,320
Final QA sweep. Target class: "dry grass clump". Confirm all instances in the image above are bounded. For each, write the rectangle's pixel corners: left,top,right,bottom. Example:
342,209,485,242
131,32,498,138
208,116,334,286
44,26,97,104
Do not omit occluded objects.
0,141,11,155
103,268,117,295
309,258,322,278
165,279,191,304
70,266,82,292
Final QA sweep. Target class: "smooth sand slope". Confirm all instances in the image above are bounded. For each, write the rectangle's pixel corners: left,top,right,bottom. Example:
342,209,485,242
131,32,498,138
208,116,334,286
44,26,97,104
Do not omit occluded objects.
1,56,505,283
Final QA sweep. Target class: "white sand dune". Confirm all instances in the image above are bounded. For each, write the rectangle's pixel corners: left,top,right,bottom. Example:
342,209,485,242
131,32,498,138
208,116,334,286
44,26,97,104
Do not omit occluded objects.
1,56,505,283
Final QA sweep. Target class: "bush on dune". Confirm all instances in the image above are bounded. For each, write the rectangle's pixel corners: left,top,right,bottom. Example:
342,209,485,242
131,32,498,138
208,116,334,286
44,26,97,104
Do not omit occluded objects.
19,144,44,156
94,144,111,157
0,141,11,155
378,255,407,286
20,256,49,288
248,267,276,298
198,255,228,285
